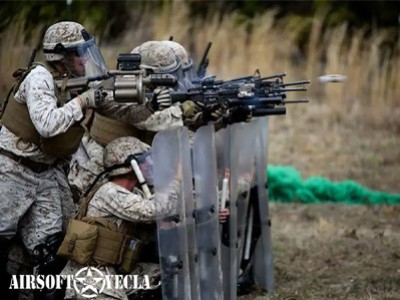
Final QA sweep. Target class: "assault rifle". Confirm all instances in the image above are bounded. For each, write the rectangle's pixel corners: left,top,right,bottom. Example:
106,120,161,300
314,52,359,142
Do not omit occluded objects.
55,53,177,104
168,71,310,117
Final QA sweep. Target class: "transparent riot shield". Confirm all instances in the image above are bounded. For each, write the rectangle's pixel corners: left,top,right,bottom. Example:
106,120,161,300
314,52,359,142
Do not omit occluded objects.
216,124,240,300
253,116,274,292
192,125,223,300
182,130,201,300
236,122,257,276
152,127,198,300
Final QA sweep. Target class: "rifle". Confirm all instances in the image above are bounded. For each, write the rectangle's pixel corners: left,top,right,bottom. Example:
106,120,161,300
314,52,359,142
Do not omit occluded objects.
196,42,212,79
168,71,309,117
55,53,177,104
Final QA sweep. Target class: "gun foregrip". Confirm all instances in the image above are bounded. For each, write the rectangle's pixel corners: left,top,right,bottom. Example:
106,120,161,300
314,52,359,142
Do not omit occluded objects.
147,74,177,87
170,92,190,103
252,107,286,117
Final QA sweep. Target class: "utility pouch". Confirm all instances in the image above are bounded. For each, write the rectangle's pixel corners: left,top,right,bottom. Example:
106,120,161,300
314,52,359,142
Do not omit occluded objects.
119,238,143,274
82,217,139,268
57,219,98,265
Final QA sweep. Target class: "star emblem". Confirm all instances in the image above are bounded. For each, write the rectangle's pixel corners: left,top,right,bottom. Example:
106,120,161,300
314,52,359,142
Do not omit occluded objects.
74,266,106,298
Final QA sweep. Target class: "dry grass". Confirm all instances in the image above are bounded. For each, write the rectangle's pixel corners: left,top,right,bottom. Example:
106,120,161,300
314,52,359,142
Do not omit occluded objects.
0,14,44,93
1,2,398,194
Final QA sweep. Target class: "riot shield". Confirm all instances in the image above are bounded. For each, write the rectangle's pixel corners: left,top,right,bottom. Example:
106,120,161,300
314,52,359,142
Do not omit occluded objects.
253,116,274,292
182,130,201,300
192,125,223,300
236,122,257,276
216,124,241,300
152,127,198,300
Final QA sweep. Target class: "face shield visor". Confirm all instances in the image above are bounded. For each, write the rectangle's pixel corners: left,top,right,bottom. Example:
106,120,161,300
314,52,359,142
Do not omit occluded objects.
131,151,154,187
182,58,196,87
59,37,108,78
175,67,192,91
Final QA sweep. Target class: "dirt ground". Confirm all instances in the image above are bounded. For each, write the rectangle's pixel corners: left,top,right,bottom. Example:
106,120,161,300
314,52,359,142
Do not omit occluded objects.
239,203,400,300
238,103,400,299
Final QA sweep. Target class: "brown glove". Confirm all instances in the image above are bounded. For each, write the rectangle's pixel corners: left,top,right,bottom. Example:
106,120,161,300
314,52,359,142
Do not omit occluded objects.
181,100,201,119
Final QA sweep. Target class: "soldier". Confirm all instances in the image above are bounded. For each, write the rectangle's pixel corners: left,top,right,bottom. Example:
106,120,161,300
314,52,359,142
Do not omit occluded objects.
60,136,181,299
62,135,230,299
0,21,170,296
131,40,203,132
156,40,254,132
68,40,201,200
132,40,247,133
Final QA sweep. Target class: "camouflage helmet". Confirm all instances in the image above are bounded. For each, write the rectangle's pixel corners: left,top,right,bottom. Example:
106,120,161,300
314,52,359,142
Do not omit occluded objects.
43,21,87,61
131,41,181,74
162,40,193,71
104,136,151,177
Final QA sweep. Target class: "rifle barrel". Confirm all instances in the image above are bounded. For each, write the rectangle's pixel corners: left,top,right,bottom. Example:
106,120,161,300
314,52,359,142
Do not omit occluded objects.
228,96,283,106
281,80,311,87
278,87,308,92
283,99,309,104
260,73,286,80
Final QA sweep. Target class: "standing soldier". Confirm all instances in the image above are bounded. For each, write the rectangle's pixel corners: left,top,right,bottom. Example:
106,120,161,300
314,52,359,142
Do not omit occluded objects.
0,21,169,296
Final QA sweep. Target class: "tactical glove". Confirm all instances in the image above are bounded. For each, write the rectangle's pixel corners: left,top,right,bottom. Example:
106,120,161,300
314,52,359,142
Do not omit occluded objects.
148,87,172,111
183,112,204,130
197,102,224,122
77,88,104,108
223,106,253,125
181,100,201,119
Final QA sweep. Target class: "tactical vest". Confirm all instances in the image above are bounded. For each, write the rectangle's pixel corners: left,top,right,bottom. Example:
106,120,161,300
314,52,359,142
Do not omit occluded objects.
0,62,84,157
58,183,154,273
89,112,157,146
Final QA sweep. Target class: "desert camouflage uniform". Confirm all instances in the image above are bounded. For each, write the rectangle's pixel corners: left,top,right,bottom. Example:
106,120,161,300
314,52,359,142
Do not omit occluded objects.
68,134,105,198
0,64,153,253
134,104,183,131
68,104,183,197
61,180,181,299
